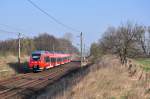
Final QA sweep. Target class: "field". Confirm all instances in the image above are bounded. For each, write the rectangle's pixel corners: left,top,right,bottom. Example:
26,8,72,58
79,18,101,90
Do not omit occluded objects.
134,58,150,72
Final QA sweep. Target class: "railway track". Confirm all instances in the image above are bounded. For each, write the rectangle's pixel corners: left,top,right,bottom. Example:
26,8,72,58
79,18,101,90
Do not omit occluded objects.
0,62,80,99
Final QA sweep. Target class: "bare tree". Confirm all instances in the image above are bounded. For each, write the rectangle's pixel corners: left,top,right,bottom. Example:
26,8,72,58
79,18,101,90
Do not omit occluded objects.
148,26,150,33
98,24,136,64
90,43,99,57
117,23,139,64
135,25,147,55
63,33,73,43
92,22,147,64
0,33,78,55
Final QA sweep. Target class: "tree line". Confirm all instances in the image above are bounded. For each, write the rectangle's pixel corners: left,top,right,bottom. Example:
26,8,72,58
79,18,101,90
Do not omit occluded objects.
90,22,150,64
0,33,78,56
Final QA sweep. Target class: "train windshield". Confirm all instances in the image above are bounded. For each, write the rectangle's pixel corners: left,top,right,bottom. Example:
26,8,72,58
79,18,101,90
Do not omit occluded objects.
32,54,41,61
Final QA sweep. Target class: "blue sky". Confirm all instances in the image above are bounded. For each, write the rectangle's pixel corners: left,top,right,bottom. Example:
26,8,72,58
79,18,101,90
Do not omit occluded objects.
0,0,150,48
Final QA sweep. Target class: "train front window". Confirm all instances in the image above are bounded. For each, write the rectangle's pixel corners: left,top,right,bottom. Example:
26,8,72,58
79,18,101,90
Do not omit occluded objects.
32,54,41,61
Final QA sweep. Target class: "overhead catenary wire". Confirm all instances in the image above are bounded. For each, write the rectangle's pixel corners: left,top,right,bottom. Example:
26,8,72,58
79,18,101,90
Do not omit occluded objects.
0,23,26,33
0,29,18,35
27,0,80,32
0,28,30,40
0,24,30,39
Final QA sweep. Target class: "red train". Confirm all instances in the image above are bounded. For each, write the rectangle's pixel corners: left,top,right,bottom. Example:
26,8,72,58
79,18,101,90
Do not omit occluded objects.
28,51,71,72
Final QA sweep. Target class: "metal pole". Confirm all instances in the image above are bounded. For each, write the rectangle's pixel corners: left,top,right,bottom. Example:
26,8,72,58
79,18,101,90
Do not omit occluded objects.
80,32,83,66
83,43,86,61
53,44,55,52
18,33,21,73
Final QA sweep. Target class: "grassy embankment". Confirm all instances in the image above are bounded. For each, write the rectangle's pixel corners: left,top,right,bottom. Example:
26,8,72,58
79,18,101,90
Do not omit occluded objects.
37,55,150,99
134,58,150,72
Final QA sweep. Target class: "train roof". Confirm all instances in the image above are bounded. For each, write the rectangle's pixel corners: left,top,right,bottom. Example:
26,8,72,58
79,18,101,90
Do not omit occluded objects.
32,50,49,54
32,50,70,55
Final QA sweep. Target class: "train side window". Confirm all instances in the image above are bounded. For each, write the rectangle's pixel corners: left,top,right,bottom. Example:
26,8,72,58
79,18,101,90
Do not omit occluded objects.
51,58,56,62
58,58,61,62
57,58,59,62
60,58,62,61
45,56,50,62
51,58,54,62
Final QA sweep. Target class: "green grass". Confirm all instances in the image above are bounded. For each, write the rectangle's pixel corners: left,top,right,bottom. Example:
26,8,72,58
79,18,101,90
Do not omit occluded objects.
134,58,150,72
120,95,128,99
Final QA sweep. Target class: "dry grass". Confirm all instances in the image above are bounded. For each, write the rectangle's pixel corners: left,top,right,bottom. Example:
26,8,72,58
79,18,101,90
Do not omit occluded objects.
37,55,150,99
0,55,29,80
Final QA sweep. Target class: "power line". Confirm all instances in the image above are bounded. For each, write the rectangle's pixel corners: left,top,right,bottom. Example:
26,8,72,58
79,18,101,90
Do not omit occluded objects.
0,24,30,38
0,23,25,33
0,28,29,40
0,24,31,38
0,29,18,35
27,0,80,32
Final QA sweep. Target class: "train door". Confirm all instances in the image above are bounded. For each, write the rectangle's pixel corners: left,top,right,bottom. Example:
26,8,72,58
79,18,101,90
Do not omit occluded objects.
51,57,56,66
58,57,62,65
55,57,58,66
44,56,51,69
64,57,67,63
61,57,64,64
